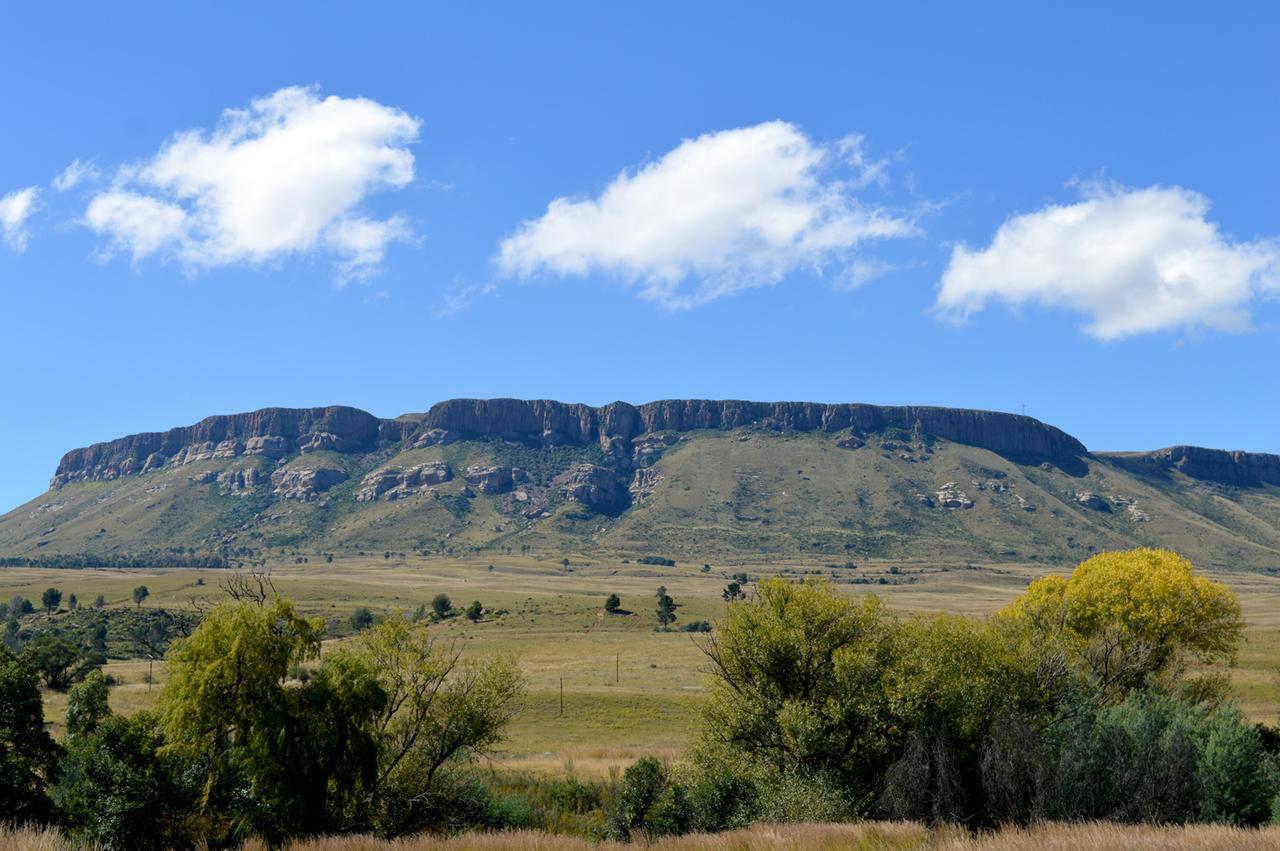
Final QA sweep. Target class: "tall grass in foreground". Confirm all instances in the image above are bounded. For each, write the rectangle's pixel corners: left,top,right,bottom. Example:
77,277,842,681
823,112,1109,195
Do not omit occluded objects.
270,821,1280,850
8,821,1280,850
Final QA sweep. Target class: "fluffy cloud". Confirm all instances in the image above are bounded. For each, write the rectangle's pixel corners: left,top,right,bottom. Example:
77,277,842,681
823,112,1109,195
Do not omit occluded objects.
497,121,916,308
0,186,40,252
937,183,1280,339
85,86,420,280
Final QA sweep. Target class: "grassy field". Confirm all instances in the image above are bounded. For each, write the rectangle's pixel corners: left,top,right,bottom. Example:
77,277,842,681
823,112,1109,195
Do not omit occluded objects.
5,553,1280,775
9,821,1280,850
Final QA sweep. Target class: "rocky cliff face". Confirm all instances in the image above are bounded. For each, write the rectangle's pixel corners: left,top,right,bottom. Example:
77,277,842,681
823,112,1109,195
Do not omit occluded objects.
59,398,1280,493
412,399,1089,468
1099,446,1280,488
53,406,380,486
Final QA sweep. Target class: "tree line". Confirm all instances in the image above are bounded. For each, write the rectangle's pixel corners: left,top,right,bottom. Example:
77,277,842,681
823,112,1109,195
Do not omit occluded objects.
0,552,231,569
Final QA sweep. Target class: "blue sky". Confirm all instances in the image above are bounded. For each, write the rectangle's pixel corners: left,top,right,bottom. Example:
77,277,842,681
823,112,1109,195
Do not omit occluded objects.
2,2,1278,512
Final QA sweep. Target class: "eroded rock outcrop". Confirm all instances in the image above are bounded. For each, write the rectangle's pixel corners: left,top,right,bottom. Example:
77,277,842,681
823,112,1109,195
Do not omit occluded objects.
629,467,662,501
555,463,629,514
935,482,974,509
271,466,349,501
244,435,288,458
465,466,522,495
356,463,452,502
1074,491,1110,511
219,467,267,495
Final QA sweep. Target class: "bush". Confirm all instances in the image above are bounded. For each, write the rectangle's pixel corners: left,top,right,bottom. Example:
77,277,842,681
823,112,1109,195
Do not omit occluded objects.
605,757,670,840
56,713,196,850
754,769,858,824
637,556,676,567
349,606,374,632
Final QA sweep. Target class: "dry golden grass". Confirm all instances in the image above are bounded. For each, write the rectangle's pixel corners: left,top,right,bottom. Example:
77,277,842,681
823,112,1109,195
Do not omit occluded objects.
8,820,1280,850
0,825,76,851
253,821,1280,850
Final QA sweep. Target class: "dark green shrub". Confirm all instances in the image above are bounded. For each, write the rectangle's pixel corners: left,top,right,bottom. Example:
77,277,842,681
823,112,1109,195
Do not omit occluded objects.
56,712,197,850
606,757,668,839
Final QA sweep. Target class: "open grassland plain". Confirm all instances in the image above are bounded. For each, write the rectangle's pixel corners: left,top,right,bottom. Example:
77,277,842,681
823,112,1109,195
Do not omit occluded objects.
6,553,1280,772
9,821,1280,850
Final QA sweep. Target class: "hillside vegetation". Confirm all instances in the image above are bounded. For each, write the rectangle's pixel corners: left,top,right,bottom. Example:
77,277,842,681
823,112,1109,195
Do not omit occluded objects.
4,400,1280,571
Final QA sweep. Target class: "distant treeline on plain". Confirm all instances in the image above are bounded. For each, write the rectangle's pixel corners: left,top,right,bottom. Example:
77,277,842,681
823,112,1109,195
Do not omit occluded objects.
0,551,232,569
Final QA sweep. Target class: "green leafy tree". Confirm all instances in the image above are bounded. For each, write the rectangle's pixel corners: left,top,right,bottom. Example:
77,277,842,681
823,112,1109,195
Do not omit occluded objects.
132,585,149,608
93,594,106,610
605,593,622,614
698,579,901,798
465,600,483,622
338,612,524,835
66,669,112,738
22,633,105,690
431,593,452,619
722,582,744,602
0,647,59,823
68,593,78,611
158,598,380,841
56,712,197,850
41,587,62,615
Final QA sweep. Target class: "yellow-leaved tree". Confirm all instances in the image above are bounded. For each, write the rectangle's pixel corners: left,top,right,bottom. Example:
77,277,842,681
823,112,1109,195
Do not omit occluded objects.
999,548,1243,705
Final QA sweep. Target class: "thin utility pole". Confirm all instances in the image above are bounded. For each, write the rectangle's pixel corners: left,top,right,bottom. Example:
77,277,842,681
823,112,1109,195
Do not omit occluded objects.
559,677,564,716
616,653,620,684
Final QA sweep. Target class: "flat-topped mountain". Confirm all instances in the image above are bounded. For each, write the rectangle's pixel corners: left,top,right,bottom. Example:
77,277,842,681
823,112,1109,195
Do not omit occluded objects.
6,399,1280,570
52,399,1088,485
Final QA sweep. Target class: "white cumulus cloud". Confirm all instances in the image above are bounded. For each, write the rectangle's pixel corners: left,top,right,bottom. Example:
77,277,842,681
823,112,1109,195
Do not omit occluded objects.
937,183,1280,339
0,186,40,252
85,86,420,281
497,121,916,309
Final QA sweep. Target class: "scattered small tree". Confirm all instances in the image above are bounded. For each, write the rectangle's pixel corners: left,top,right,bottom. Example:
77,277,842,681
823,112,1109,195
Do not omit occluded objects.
723,582,744,602
465,600,483,622
656,588,678,629
42,587,63,615
65,669,112,738
350,606,375,632
68,593,78,611
605,594,622,614
431,593,453,619
93,594,106,610
132,586,150,608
